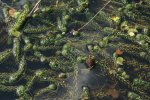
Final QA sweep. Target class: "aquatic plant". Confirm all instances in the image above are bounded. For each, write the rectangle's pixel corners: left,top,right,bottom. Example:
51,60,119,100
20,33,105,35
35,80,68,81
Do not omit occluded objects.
0,0,150,99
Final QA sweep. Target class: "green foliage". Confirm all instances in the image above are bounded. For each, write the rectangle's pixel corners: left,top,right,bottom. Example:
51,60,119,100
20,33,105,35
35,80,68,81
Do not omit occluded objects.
0,0,150,99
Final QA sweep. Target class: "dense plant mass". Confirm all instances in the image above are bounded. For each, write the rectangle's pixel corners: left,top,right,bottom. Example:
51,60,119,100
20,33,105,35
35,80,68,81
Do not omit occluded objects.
0,0,150,99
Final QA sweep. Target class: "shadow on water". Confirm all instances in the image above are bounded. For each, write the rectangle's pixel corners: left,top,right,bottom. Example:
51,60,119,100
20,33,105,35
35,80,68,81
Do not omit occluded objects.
75,63,108,99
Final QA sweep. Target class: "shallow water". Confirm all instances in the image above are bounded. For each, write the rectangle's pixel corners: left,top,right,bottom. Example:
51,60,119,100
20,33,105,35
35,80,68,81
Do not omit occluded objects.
0,0,150,100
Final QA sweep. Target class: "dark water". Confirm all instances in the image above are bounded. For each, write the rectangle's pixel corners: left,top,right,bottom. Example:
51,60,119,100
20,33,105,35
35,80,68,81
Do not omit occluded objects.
0,0,122,100
0,0,150,100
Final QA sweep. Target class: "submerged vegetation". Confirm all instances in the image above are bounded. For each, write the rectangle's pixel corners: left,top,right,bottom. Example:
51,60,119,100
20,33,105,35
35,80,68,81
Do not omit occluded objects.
0,0,150,99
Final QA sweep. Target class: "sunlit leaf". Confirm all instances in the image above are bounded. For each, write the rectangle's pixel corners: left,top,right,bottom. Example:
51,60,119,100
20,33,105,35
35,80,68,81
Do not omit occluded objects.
116,57,125,65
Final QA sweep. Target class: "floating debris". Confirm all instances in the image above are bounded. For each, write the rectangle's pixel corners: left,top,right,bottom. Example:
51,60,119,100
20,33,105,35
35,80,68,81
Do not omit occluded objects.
0,0,150,99
116,57,125,65
115,49,124,55
8,7,16,17
85,55,95,69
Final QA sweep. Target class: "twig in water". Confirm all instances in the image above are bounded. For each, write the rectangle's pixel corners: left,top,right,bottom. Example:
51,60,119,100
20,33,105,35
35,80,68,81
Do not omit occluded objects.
77,0,112,32
28,0,41,17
